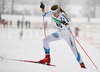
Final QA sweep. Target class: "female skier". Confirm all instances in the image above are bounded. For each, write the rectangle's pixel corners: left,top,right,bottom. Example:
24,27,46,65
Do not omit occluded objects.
39,3,86,68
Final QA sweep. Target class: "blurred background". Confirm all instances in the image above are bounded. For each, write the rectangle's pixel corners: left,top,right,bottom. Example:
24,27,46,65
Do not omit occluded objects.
0,0,100,17
0,0,100,48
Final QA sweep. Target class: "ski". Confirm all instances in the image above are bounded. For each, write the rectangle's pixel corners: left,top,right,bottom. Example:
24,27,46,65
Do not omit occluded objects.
0,56,55,67
24,60,56,66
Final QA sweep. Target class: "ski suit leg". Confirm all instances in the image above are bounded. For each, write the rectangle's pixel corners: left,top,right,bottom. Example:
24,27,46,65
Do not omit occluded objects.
43,32,60,54
66,35,83,64
63,28,83,64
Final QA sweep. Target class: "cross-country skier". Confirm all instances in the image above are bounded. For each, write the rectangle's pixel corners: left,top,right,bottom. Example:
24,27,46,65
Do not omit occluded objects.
39,3,86,68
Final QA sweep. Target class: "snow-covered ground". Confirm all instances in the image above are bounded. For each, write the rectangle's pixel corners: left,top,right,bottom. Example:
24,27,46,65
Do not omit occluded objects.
0,28,100,72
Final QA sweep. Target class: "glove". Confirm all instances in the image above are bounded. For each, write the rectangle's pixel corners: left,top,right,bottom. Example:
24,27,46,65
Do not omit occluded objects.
65,23,69,25
40,2,45,9
62,21,69,25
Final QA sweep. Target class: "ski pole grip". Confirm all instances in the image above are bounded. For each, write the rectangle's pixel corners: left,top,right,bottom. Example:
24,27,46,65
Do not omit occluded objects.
40,2,45,9
40,2,45,12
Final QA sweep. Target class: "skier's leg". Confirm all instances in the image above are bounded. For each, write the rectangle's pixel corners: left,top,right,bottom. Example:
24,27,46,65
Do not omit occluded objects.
43,32,60,51
39,32,60,64
65,35,86,68
67,37,82,63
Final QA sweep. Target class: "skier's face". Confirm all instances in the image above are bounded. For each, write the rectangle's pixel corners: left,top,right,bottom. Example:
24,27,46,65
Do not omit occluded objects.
53,9,60,17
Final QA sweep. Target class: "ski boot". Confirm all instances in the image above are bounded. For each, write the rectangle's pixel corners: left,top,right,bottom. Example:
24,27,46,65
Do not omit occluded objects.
80,62,86,68
39,54,51,65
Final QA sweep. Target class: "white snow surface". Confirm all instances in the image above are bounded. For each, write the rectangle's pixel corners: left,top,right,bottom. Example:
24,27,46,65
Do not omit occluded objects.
0,28,100,72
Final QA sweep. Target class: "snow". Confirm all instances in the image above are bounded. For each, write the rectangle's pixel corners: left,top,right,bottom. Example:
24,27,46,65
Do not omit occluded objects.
0,14,100,72
0,28,100,72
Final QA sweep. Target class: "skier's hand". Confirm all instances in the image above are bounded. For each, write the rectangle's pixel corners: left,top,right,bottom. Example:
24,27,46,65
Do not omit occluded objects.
65,23,69,25
62,21,69,25
40,2,45,9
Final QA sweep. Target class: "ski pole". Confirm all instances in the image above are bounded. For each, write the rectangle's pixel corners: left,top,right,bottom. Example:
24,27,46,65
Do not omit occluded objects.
70,31,98,70
40,2,46,37
43,16,46,37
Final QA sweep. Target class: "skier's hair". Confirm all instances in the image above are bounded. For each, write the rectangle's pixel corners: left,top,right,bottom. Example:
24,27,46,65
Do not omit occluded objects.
51,5,58,11
51,5,71,22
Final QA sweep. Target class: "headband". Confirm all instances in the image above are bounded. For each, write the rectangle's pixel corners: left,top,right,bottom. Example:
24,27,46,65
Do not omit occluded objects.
51,7,59,14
